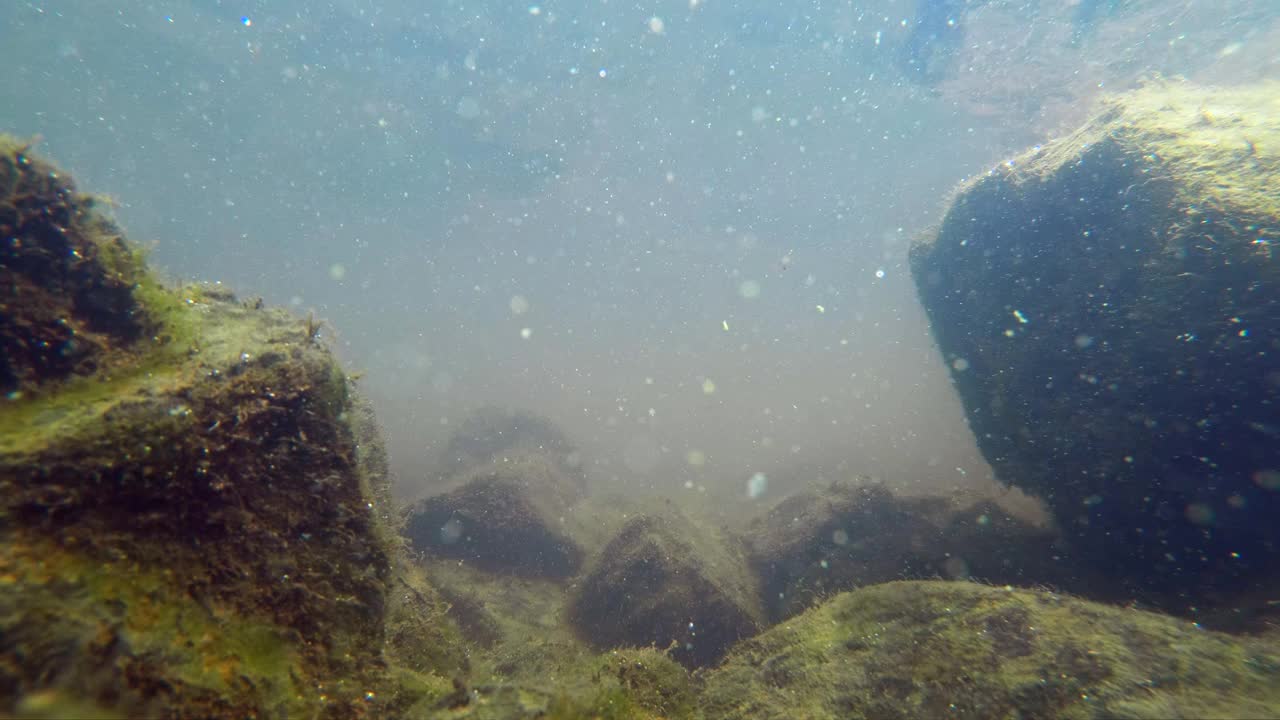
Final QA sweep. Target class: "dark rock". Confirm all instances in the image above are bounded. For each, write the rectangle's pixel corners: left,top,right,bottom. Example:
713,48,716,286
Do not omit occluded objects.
910,80,1280,604
747,480,1112,622
403,450,584,578
747,479,947,621
935,500,1099,592
439,407,585,490
570,508,764,668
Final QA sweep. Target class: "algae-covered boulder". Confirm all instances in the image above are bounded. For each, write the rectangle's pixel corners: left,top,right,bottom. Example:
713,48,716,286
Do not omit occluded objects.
910,81,1280,600
403,450,585,578
601,647,697,719
0,137,155,394
700,580,1280,720
0,138,459,718
570,508,764,668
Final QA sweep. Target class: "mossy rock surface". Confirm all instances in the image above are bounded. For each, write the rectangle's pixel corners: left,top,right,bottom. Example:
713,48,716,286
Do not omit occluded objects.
701,580,1280,720
385,557,696,720
910,80,1280,602
0,136,157,394
403,647,694,720
0,140,454,718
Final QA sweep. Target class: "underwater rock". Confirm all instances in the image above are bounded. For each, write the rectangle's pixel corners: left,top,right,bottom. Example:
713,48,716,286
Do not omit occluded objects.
402,449,585,578
569,507,764,669
0,137,154,394
439,406,585,491
0,138,460,719
701,579,1280,720
937,499,1100,593
382,545,472,679
749,480,1110,623
600,647,697,719
910,81,1280,605
394,646,696,720
748,479,947,621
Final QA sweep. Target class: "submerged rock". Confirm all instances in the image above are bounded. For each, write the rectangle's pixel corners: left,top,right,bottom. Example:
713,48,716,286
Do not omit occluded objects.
0,138,153,393
748,480,948,621
569,507,764,668
438,406,585,490
0,138,461,719
937,499,1096,593
747,479,1088,622
910,81,1280,604
701,580,1280,720
403,449,585,578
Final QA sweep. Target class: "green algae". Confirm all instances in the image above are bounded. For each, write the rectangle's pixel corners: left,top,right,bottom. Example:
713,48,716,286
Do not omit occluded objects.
700,580,1280,719
0,134,183,398
383,560,470,681
0,310,402,717
1034,80,1280,234
403,548,699,719
414,647,694,720
0,277,295,458
0,140,451,719
1,535,306,718
601,647,697,719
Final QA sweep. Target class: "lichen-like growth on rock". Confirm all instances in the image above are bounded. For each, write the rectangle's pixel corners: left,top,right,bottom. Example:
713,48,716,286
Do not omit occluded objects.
0,136,197,402
0,138,458,718
701,580,1280,719
1,136,142,392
